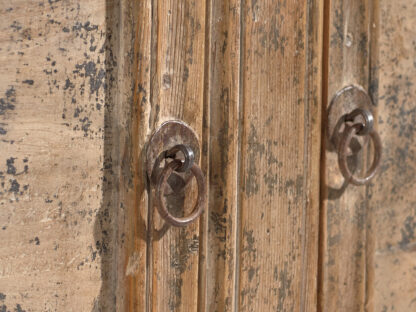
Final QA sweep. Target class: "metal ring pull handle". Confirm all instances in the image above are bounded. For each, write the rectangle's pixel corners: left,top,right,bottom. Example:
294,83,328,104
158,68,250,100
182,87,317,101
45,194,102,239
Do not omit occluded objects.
156,157,206,227
146,121,206,227
338,109,382,186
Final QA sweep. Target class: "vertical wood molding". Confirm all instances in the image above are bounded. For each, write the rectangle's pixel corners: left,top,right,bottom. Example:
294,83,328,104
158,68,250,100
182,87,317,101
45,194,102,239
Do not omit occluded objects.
237,1,323,311
148,1,207,311
319,0,376,311
124,0,152,311
199,0,241,311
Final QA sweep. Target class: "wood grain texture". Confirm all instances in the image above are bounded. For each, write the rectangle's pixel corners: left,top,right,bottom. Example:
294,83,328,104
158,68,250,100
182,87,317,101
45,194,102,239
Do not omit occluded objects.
119,0,152,311
0,0,107,310
199,0,241,311
237,1,323,311
319,0,374,311
148,1,206,311
0,0,150,311
369,0,416,311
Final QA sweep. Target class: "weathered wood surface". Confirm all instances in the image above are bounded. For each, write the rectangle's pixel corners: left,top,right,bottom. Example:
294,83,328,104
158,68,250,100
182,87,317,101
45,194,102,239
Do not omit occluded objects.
147,1,207,312
113,0,150,311
6,0,416,312
237,1,322,311
198,0,240,311
0,0,107,310
0,0,324,311
320,0,416,312
369,0,416,311
139,0,324,311
0,0,325,310
319,0,374,310
0,0,147,311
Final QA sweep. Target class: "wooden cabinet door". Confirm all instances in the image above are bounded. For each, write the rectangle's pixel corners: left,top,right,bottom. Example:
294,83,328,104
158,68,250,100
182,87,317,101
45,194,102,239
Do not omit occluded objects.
0,0,415,312
133,1,322,311
320,0,416,311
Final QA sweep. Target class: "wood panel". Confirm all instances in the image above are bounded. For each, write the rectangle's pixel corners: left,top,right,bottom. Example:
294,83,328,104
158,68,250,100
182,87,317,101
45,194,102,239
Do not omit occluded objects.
237,1,323,311
0,0,152,311
98,0,149,310
122,0,152,311
369,0,416,311
10,1,416,312
0,0,107,310
148,1,207,311
319,0,374,310
199,0,241,311
0,1,324,311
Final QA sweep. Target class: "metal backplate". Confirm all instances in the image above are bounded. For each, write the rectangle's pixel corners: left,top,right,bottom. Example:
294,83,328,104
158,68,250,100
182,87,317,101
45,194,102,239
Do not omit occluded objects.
327,85,374,152
146,120,200,193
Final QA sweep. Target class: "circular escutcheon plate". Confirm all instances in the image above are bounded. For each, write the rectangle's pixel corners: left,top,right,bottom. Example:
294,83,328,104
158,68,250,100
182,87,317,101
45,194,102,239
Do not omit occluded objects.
146,120,200,192
327,84,374,152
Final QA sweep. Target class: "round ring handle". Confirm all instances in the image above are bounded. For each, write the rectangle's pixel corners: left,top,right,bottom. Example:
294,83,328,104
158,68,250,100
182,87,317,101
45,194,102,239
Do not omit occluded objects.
338,123,382,186
156,159,206,226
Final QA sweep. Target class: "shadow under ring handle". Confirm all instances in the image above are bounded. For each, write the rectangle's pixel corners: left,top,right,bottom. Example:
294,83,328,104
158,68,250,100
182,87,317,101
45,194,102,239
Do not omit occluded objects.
338,123,382,186
155,159,206,227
